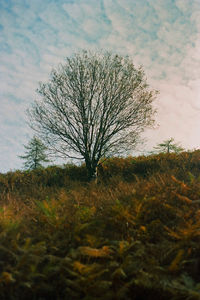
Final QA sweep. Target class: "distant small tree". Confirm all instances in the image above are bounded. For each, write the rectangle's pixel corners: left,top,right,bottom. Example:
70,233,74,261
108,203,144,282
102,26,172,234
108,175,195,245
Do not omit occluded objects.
153,138,184,154
19,136,50,170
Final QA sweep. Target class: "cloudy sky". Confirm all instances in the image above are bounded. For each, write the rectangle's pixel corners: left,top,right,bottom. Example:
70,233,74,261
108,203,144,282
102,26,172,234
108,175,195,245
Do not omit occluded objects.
0,0,200,172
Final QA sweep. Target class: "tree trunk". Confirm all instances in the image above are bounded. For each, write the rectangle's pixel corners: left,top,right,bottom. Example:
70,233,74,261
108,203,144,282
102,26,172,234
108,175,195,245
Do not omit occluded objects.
167,143,170,153
85,160,98,181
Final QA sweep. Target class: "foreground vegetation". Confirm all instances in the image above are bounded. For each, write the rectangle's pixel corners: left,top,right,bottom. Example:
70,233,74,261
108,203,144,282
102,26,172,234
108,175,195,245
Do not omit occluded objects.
1,151,200,299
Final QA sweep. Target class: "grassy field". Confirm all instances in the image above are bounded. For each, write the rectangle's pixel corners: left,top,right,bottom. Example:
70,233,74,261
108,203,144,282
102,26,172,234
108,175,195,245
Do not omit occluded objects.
0,151,200,299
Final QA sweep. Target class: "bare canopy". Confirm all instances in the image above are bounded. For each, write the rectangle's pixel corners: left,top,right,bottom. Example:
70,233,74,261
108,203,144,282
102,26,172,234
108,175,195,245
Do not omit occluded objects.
28,50,157,180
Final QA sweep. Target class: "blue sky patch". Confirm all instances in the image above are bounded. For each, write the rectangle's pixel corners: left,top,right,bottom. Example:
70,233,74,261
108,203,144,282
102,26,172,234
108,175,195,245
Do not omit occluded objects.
0,0,200,172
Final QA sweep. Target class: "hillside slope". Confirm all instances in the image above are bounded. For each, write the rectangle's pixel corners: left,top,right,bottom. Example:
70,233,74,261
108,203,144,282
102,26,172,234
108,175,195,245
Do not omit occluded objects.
0,151,200,299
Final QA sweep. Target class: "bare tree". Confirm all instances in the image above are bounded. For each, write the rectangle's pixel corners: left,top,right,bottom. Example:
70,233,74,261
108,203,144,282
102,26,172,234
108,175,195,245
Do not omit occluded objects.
28,50,157,180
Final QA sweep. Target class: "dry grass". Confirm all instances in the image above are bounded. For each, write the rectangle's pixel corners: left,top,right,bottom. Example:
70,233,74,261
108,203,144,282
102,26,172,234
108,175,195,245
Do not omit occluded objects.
0,152,200,299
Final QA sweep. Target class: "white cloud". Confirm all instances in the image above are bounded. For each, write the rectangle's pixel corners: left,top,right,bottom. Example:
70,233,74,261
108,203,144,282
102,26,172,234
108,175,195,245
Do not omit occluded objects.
1,0,200,172
175,0,192,14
